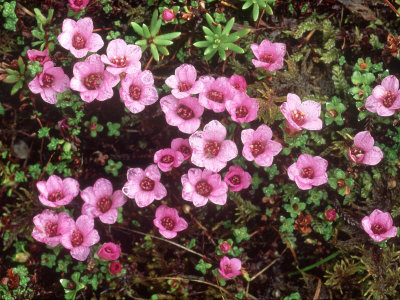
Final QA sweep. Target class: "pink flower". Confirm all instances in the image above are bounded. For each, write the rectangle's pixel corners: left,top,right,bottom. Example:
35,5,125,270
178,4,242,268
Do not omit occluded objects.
28,61,69,104
109,261,122,275
324,209,337,222
120,70,158,113
361,209,397,242
153,205,188,239
122,165,167,207
27,49,50,66
68,0,90,12
101,39,142,75
250,39,286,72
160,95,204,134
70,54,119,103
219,241,231,253
218,256,242,280
97,242,121,260
280,93,322,131
81,178,127,224
229,74,247,93
181,168,228,207
198,76,234,112
365,75,400,116
171,138,192,161
32,210,74,247
224,165,252,192
165,64,203,98
154,148,185,172
241,124,282,167
347,131,383,165
61,215,100,261
36,175,79,208
162,9,175,22
226,93,259,123
189,120,238,172
57,18,104,58
287,154,328,190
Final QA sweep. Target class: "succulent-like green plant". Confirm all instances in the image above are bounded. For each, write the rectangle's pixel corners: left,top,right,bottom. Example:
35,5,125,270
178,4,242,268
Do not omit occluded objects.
131,10,181,62
193,13,250,61
241,0,275,21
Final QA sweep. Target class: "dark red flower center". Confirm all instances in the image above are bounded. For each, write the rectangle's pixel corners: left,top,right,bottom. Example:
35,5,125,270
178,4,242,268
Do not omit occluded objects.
229,175,241,186
260,53,274,63
224,263,232,274
42,73,54,88
111,56,128,68
195,180,212,197
382,90,396,108
35,55,45,62
45,222,58,237
161,154,174,164
207,90,224,103
161,216,175,230
291,110,306,126
235,106,248,118
72,32,86,49
350,147,365,162
129,85,141,100
301,167,314,179
71,230,84,247
178,82,192,92
179,145,191,157
140,177,155,191
233,84,241,90
371,223,387,235
74,0,83,5
250,140,265,157
97,196,112,213
84,73,103,90
176,104,194,120
204,141,221,158
48,191,63,202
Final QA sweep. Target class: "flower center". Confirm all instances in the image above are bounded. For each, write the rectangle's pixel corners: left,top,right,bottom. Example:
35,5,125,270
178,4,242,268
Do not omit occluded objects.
291,110,306,126
97,196,112,213
179,145,192,157
71,230,84,247
72,32,86,49
250,140,265,157
301,167,314,179
129,85,141,100
45,222,58,237
84,73,103,90
207,90,224,103
204,141,220,158
371,223,387,235
140,177,155,191
161,154,174,164
224,263,232,274
111,56,128,68
328,110,338,117
235,106,248,118
337,179,345,189
260,53,274,63
178,82,192,92
42,73,54,88
219,242,231,253
161,216,175,230
195,180,212,197
35,55,45,62
350,146,365,162
48,191,63,202
382,90,396,108
176,104,194,120
229,175,241,186
74,0,83,5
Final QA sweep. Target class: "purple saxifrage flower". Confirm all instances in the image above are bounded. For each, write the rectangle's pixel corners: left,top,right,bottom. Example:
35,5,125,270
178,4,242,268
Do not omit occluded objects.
28,61,70,104
171,138,192,161
287,154,328,190
154,148,185,172
27,48,50,66
189,120,238,172
224,165,252,192
280,93,322,132
160,95,204,134
120,70,159,113
97,242,121,260
122,164,167,207
365,75,400,116
241,124,282,167
181,168,228,207
162,8,175,22
36,175,79,207
101,38,142,75
68,0,90,12
198,76,234,113
70,54,119,102
81,178,127,224
153,205,188,239
165,64,203,98
229,74,247,93
218,256,242,280
225,92,259,123
57,17,104,58
362,209,397,242
109,261,122,274
347,131,383,165
32,210,74,247
250,39,286,72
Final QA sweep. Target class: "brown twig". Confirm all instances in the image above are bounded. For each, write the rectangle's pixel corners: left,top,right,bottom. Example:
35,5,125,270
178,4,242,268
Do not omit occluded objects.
313,278,322,300
256,9,265,29
381,0,400,18
144,56,153,70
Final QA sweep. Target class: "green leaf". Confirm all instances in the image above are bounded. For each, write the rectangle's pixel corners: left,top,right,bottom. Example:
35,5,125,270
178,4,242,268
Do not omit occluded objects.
204,48,218,60
153,38,173,46
222,17,234,35
3,74,19,84
131,22,144,36
226,43,244,53
142,24,151,38
6,68,19,76
135,39,147,47
252,3,259,21
242,0,253,10
18,57,25,74
193,41,210,48
150,10,159,36
151,19,162,37
229,28,251,39
202,26,214,37
38,127,50,138
218,48,227,60
205,13,214,28
157,45,169,55
11,80,23,95
265,4,273,15
156,32,181,40
150,43,160,61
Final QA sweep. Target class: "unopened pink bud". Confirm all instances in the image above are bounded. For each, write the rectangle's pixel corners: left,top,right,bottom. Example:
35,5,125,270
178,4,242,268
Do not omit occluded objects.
162,9,175,22
219,241,231,253
324,209,337,222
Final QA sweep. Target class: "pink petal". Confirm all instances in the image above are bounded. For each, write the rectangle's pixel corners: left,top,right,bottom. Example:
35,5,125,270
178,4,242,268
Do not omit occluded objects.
159,229,177,239
241,128,255,144
301,100,321,119
106,38,126,58
354,131,374,151
99,209,118,224
372,85,386,100
145,164,161,181
166,75,179,89
134,190,154,207
365,96,378,113
218,140,238,162
71,246,90,261
362,146,383,165
94,178,113,198
76,215,94,236
46,175,63,193
62,178,79,197
191,193,208,207
127,168,144,181
81,90,99,103
381,75,399,91
28,77,42,94
112,190,127,208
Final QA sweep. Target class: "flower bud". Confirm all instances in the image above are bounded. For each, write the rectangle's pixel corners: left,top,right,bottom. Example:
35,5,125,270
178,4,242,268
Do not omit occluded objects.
97,242,121,260
109,261,122,275
324,209,337,222
162,9,175,22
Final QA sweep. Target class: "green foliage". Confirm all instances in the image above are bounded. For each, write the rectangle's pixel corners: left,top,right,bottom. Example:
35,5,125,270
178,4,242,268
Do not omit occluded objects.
195,259,212,275
84,116,104,138
60,272,85,300
3,57,27,95
105,159,122,176
325,96,346,126
233,226,250,243
332,65,349,96
106,122,121,137
229,191,261,223
283,197,306,218
241,0,275,21
32,9,56,51
1,1,17,31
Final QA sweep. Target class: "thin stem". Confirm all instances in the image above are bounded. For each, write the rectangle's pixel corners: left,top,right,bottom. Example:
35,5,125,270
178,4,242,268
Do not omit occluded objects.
288,251,340,276
250,257,280,281
381,0,400,17
144,56,153,70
